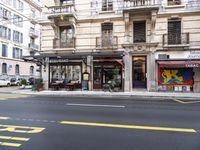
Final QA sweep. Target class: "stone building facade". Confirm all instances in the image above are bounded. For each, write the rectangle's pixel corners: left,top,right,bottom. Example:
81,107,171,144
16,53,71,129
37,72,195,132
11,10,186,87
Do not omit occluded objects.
39,0,200,92
0,0,42,80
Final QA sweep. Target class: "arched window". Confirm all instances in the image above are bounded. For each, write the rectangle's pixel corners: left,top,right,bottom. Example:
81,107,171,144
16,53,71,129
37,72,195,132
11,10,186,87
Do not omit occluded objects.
30,66,34,75
15,64,20,75
2,63,7,74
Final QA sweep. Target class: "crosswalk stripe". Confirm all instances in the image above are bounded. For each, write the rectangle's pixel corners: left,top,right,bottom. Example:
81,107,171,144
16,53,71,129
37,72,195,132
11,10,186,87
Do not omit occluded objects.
0,136,30,141
0,116,10,120
0,141,21,147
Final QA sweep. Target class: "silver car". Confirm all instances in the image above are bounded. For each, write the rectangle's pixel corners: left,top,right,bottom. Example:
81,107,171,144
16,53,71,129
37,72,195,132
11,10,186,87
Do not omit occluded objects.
0,79,11,87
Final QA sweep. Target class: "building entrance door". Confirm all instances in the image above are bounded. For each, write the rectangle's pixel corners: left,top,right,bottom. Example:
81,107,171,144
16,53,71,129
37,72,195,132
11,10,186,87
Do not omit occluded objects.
133,56,147,88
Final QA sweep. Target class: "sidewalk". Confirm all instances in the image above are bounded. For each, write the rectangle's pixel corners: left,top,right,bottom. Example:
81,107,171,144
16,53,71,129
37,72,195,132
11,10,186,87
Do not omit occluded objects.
13,89,200,99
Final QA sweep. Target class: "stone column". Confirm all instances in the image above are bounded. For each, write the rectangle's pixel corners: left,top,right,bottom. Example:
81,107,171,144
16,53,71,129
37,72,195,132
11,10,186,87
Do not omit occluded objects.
193,68,200,93
148,52,156,92
123,50,131,92
87,55,93,91
42,57,49,90
124,12,130,44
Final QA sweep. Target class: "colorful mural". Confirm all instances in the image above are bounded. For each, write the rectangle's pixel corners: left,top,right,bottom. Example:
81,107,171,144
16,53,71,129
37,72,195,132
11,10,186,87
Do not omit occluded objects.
158,68,193,86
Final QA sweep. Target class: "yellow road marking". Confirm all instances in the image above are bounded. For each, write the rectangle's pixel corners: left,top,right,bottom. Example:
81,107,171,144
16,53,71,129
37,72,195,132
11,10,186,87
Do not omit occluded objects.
0,116,10,120
0,136,29,141
0,124,45,133
173,99,200,104
0,141,21,147
60,121,196,133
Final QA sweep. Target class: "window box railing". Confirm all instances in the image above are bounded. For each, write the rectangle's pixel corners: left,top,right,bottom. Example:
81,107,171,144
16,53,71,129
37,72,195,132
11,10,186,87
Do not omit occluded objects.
53,37,76,49
163,33,189,47
28,43,39,51
168,0,181,5
96,36,118,49
29,28,39,38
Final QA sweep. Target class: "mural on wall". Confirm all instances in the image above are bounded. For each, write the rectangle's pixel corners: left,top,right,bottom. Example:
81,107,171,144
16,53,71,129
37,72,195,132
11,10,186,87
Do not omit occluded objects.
158,68,193,86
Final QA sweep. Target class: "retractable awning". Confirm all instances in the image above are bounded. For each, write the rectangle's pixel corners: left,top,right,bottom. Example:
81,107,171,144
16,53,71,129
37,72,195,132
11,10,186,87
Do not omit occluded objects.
157,60,200,68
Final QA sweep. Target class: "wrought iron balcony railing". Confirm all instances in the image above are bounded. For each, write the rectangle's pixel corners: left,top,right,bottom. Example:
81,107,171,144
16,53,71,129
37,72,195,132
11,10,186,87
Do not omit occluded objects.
53,37,76,49
163,33,190,47
96,36,118,49
47,5,75,18
123,0,158,9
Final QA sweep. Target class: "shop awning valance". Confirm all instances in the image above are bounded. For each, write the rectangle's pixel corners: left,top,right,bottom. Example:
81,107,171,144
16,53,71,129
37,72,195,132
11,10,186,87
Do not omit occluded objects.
157,60,200,68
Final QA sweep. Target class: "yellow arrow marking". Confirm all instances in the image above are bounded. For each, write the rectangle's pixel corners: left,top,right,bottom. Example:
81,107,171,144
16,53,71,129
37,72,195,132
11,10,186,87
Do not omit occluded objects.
0,124,45,133
173,99,200,104
0,141,21,147
60,121,196,133
0,136,30,141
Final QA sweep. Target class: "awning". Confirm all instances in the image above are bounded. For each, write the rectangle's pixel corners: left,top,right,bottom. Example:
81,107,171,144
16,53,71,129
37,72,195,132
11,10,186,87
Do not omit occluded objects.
157,60,200,68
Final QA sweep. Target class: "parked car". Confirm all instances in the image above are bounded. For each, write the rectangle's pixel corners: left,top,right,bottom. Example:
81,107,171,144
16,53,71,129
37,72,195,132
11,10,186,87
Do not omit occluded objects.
0,79,11,87
10,78,22,86
28,77,35,85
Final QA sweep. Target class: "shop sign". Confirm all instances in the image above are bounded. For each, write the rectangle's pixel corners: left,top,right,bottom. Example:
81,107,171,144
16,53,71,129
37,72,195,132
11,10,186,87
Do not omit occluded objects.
187,51,200,59
185,63,199,68
49,59,69,63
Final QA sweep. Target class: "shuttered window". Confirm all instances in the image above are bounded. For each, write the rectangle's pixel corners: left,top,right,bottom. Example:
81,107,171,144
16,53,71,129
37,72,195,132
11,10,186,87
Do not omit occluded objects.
133,21,146,43
168,20,181,44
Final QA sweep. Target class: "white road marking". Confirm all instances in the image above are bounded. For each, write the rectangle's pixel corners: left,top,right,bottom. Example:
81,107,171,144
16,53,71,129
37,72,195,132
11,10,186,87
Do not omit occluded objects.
66,103,126,108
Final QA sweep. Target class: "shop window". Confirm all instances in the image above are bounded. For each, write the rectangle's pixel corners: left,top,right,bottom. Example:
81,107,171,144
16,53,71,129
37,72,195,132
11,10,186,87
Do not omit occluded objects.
168,0,181,5
133,21,146,43
49,64,81,86
2,63,7,74
102,0,113,11
168,19,181,44
15,64,20,75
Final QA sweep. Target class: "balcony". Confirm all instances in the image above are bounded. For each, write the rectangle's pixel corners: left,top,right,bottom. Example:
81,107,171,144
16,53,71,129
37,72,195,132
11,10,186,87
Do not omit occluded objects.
163,33,190,48
47,4,76,19
123,0,159,12
29,28,39,38
96,36,118,49
29,43,39,51
53,37,76,49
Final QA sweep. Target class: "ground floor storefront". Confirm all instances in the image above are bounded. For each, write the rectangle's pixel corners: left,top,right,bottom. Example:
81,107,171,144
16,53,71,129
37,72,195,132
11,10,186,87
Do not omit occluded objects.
41,51,200,93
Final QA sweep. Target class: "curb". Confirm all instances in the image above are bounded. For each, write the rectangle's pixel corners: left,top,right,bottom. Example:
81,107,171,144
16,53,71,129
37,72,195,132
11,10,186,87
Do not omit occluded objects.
12,90,200,99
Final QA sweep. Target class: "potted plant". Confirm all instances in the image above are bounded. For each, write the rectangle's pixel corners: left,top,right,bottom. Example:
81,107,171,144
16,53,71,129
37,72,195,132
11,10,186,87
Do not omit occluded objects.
20,79,27,89
35,79,44,91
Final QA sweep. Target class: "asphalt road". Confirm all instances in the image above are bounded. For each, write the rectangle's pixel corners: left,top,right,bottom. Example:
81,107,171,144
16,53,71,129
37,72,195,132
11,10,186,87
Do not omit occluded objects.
0,92,199,150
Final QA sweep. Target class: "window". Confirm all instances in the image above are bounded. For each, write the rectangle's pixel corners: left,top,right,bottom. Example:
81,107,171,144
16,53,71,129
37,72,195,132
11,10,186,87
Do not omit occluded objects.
2,8,11,20
13,14,23,27
168,19,181,44
30,66,34,75
133,21,146,43
15,64,20,75
60,26,74,48
0,25,11,40
2,63,7,74
101,23,113,47
102,0,113,11
13,0,16,8
2,44,8,57
13,47,22,59
168,0,181,5
19,1,24,11
13,30,23,43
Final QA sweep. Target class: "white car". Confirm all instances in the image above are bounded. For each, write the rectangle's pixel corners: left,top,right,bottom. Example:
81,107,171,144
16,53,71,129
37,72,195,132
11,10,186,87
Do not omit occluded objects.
0,79,11,87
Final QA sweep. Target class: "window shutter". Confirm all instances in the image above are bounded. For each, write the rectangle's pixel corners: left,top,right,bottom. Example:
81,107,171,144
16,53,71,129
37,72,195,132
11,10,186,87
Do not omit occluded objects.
134,21,146,43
